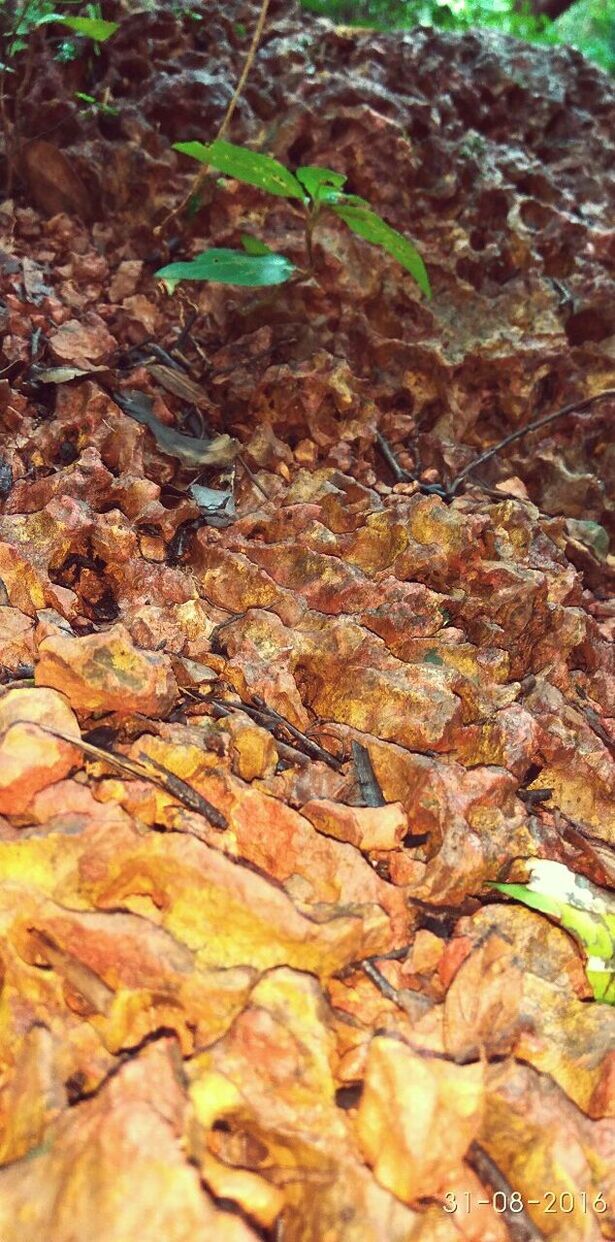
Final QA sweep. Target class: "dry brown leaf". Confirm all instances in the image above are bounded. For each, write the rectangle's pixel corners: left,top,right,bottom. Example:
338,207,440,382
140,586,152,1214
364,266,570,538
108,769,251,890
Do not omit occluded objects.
356,1036,484,1203
35,623,179,717
22,141,93,220
0,687,82,814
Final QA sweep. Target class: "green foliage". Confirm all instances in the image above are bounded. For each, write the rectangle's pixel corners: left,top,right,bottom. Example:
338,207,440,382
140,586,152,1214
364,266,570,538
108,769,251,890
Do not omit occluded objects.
44,12,117,40
331,198,431,295
158,140,431,298
556,0,615,74
74,89,118,114
300,0,614,74
156,248,296,293
173,139,306,200
492,859,615,1005
0,1,117,64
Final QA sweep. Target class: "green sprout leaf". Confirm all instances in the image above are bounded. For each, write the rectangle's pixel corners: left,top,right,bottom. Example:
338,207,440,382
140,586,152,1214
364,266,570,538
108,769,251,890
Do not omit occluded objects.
240,234,273,256
173,139,306,200
331,201,431,298
155,248,295,292
38,14,118,40
296,165,347,203
492,859,615,1005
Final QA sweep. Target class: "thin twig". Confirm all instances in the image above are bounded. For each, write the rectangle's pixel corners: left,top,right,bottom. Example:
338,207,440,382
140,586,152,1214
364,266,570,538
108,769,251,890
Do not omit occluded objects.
236,452,271,501
156,0,271,235
251,694,345,771
362,959,402,1005
208,694,343,771
35,725,227,829
208,698,310,768
447,389,615,498
375,429,449,498
467,1144,546,1241
375,429,414,484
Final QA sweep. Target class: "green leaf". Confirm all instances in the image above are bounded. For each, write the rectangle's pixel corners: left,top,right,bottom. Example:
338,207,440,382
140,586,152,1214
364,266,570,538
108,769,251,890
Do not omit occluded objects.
587,964,615,1005
492,883,564,921
331,202,431,298
173,139,306,200
240,233,273,256
155,248,295,292
492,861,615,1005
334,193,371,208
296,165,347,203
38,14,118,40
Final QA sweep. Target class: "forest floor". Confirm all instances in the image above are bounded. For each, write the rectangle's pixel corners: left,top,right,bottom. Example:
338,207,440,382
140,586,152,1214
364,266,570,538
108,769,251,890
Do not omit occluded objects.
0,2,614,1239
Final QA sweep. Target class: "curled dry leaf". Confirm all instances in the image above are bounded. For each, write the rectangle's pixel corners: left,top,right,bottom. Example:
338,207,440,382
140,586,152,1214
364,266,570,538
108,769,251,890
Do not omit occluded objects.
0,687,82,814
356,1036,484,1203
22,141,94,221
48,318,117,369
35,623,179,717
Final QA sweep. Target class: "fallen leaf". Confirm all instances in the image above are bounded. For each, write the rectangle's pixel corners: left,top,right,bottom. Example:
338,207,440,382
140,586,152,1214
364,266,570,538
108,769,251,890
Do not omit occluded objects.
0,686,82,814
35,623,179,716
22,140,93,220
356,1036,484,1203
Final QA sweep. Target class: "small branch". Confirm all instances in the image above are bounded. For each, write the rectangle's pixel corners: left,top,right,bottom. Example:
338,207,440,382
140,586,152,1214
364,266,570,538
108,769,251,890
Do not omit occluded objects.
236,451,271,501
251,694,345,771
36,725,227,829
156,0,270,235
375,429,413,484
362,959,402,1005
208,698,310,769
216,0,271,143
375,430,449,498
447,389,615,498
208,693,343,771
467,1143,546,1242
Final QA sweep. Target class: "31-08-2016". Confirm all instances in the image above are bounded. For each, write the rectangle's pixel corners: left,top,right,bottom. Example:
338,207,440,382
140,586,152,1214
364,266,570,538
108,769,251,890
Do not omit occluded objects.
442,1190,609,1215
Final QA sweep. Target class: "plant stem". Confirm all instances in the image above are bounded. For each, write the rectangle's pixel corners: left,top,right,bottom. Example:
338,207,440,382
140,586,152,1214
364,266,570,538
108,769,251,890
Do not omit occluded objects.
156,0,271,235
447,388,615,497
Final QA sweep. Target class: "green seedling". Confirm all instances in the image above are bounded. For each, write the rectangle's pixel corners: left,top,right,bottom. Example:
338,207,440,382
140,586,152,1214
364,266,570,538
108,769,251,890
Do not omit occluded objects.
74,89,118,115
156,138,431,298
0,1,117,60
491,858,615,1004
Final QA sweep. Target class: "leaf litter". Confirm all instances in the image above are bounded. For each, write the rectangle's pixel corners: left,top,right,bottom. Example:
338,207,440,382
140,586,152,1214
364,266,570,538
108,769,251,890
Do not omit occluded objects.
0,1,614,1239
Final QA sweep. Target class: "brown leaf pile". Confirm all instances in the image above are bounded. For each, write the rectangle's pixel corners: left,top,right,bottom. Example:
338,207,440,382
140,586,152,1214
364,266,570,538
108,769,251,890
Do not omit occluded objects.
0,1,614,1239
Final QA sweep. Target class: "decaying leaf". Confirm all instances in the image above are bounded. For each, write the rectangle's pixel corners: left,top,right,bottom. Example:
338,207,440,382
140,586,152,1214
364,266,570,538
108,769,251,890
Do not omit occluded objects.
356,1037,484,1202
0,3,614,1238
22,141,94,220
113,389,239,467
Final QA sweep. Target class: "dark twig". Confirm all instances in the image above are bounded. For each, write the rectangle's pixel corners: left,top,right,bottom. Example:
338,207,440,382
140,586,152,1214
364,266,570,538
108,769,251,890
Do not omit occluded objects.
209,694,343,770
251,694,345,771
467,1144,546,1241
156,0,271,234
375,430,450,498
580,705,615,758
447,389,615,498
137,752,227,828
375,429,410,484
36,725,227,829
208,699,310,768
362,959,402,1004
336,945,412,981
174,310,199,354
352,741,386,807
